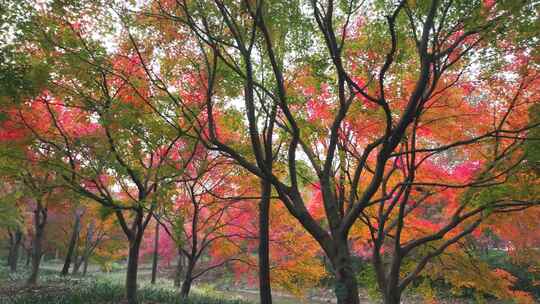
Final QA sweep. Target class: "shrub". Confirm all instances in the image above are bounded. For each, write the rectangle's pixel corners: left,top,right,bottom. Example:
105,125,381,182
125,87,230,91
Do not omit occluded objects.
0,274,251,304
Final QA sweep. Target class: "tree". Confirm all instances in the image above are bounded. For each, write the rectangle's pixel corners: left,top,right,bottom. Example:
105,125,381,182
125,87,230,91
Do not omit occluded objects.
0,58,197,304
60,206,84,275
0,4,212,301
0,113,67,285
233,195,327,297
20,164,59,285
2,1,539,303
140,1,540,303
150,219,160,284
15,91,197,303
0,179,25,272
72,206,113,276
155,148,251,297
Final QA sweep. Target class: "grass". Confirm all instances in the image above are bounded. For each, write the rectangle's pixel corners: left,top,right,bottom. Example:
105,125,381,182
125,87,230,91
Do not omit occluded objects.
0,262,251,304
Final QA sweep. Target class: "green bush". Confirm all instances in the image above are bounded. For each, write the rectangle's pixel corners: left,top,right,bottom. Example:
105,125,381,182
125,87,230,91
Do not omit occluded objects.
0,275,250,304
355,262,381,301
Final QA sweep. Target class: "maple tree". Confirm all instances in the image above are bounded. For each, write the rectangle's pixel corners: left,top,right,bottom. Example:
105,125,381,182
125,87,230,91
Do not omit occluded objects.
136,1,540,303
10,157,65,285
154,149,252,297
74,206,118,276
59,205,85,275
0,178,25,273
8,91,197,303
239,198,327,297
1,4,199,303
0,1,539,304
0,34,200,304
42,199,113,276
0,107,66,285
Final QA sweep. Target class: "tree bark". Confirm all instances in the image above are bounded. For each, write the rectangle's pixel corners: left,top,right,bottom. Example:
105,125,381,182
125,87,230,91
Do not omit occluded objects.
82,254,90,276
180,259,195,298
7,228,23,272
61,209,82,276
27,201,47,286
25,246,31,266
174,249,183,288
72,250,82,274
383,290,402,304
150,221,159,284
125,230,143,304
78,220,96,276
116,208,152,304
329,241,360,304
180,191,199,299
258,179,272,304
7,231,13,266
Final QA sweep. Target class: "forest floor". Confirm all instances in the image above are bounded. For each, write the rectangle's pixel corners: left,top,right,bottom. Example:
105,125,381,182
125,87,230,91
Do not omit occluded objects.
0,260,521,304
0,261,332,304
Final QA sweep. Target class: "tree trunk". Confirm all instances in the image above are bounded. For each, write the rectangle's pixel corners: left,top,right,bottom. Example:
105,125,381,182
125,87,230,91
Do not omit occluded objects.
174,250,183,288
151,221,159,284
329,241,360,304
7,228,23,272
334,266,360,304
61,209,82,276
10,230,23,272
116,208,152,304
27,202,47,285
82,254,90,276
125,228,143,304
7,229,14,266
25,246,31,266
72,231,83,275
80,220,96,276
180,277,192,298
181,193,199,299
72,252,82,274
28,239,43,285
383,290,402,304
258,180,272,304
180,259,194,298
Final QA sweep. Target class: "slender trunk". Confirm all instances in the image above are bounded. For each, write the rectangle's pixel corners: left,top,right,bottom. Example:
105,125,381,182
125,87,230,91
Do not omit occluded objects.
373,245,403,304
10,230,22,272
7,229,13,267
27,202,47,285
80,220,95,276
25,246,31,266
329,241,360,304
180,259,195,298
180,277,192,298
8,229,23,272
174,249,183,288
82,254,89,276
28,236,43,285
125,227,144,304
259,180,272,304
61,210,82,276
116,208,152,304
181,193,199,298
72,226,86,275
150,222,159,284
72,232,83,274
72,252,82,274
